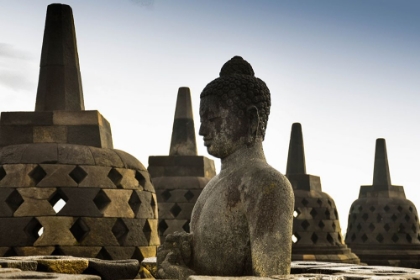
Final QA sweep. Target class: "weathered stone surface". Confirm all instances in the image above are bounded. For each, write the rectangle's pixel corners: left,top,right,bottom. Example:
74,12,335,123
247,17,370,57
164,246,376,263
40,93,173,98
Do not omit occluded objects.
131,190,156,219
0,126,33,146
77,217,119,246
57,145,95,165
0,3,158,263
14,246,56,256
101,189,135,218
57,188,102,217
158,56,294,278
0,146,28,164
33,126,68,143
59,246,102,258
346,139,420,267
0,218,41,246
88,147,125,168
0,258,38,270
34,217,77,246
21,143,58,164
35,4,84,112
86,258,140,280
170,87,197,156
10,256,88,274
286,123,359,264
14,188,56,216
0,112,53,126
0,271,100,279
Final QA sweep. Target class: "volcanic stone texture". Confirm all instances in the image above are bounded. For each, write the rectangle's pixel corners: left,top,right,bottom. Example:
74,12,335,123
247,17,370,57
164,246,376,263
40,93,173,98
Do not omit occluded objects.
286,123,359,264
346,139,420,267
0,144,158,262
148,88,216,241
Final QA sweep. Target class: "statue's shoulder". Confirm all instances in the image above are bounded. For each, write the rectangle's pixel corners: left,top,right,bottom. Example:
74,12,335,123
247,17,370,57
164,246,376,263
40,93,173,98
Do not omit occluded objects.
243,161,293,196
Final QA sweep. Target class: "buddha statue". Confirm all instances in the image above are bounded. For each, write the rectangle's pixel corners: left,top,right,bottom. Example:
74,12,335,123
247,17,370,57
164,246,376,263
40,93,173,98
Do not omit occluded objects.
157,56,294,279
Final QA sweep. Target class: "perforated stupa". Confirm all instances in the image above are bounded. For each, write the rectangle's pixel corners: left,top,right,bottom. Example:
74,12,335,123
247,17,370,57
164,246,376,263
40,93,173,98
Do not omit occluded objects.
286,123,359,263
345,138,420,267
0,4,159,261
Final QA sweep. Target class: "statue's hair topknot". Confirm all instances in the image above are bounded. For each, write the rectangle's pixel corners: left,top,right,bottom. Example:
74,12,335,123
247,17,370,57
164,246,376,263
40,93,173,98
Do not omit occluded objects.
201,56,271,139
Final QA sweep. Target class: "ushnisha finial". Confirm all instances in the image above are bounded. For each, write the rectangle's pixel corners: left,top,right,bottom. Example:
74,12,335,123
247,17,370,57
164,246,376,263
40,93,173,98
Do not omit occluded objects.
35,4,84,111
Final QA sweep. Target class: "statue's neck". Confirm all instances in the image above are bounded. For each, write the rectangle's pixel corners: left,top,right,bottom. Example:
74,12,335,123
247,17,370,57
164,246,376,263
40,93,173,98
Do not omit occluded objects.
220,141,266,172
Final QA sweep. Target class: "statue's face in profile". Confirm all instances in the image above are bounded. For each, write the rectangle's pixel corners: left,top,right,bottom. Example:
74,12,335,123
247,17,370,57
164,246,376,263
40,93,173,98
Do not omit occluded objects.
199,95,247,159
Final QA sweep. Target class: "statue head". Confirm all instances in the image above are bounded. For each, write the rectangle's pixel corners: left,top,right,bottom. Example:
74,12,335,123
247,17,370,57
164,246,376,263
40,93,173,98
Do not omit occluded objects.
199,56,271,159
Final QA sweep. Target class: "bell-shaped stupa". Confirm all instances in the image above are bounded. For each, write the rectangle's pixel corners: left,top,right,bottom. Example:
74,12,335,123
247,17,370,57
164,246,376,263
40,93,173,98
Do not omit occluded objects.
346,139,420,267
0,4,159,261
148,88,215,241
287,123,359,263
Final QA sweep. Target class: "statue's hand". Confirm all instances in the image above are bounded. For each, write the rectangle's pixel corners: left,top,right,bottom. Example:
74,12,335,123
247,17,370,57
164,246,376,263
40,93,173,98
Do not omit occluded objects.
157,231,195,280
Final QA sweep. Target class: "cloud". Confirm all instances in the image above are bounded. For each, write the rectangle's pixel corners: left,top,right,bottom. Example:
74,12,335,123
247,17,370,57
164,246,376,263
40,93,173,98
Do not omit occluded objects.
0,70,36,92
0,43,33,60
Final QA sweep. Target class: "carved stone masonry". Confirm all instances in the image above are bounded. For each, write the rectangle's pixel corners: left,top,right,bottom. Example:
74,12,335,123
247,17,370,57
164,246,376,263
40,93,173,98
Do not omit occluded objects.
148,88,215,241
286,123,359,264
346,138,420,267
0,4,159,262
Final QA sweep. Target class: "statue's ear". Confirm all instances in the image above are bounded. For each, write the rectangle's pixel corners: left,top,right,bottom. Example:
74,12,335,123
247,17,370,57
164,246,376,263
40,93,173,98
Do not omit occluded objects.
246,105,259,144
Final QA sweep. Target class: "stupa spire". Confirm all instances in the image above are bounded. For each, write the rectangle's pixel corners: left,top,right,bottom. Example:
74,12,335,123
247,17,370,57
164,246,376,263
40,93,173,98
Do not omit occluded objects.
286,123,306,175
169,87,197,156
35,4,84,111
372,138,392,189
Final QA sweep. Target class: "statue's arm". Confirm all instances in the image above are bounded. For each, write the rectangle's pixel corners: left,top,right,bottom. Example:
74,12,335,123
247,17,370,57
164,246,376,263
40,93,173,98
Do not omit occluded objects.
242,171,294,276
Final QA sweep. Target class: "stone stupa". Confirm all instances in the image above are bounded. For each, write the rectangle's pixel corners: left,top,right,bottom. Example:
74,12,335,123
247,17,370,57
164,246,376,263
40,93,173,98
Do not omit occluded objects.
286,123,359,263
345,138,420,267
0,4,159,261
148,88,215,241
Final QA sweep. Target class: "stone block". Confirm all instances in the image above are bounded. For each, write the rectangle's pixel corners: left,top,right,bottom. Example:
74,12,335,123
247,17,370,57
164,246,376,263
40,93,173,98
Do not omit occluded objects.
0,111,53,126
158,202,193,220
0,125,33,146
148,156,216,178
0,164,35,188
101,246,136,260
131,190,156,219
138,170,155,192
0,145,29,164
59,246,102,258
159,219,189,237
152,176,208,190
13,246,55,256
135,247,157,261
11,255,89,274
101,189,135,218
67,125,112,149
33,126,67,143
119,218,149,246
157,189,201,203
0,218,40,246
114,150,146,171
34,217,77,246
0,188,19,216
57,188,102,217
14,188,56,217
53,111,103,126
21,143,58,164
57,144,95,165
146,219,160,246
37,164,78,187
77,166,115,188
0,271,100,279
78,217,119,246
88,147,124,168
86,258,140,280
0,257,38,270
109,168,141,189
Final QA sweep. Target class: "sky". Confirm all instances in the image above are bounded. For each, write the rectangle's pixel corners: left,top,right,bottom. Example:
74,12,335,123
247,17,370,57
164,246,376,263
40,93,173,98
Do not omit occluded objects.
0,0,419,236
